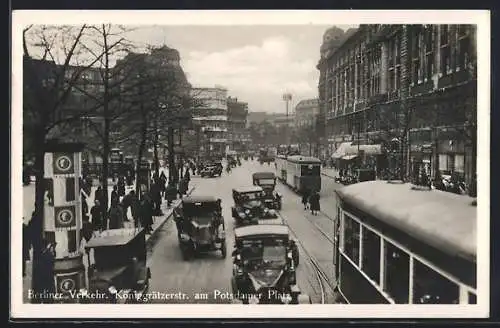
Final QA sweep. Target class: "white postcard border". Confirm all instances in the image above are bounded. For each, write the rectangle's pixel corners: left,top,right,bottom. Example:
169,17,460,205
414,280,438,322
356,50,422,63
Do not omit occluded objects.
11,9,491,318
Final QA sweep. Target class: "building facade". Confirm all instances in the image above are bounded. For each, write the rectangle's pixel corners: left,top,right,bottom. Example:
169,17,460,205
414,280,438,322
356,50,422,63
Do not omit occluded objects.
191,86,229,156
227,97,251,152
317,24,477,188
295,98,320,128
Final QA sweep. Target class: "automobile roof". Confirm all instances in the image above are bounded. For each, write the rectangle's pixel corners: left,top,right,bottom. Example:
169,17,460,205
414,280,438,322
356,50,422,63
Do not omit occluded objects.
233,186,264,193
182,195,219,204
85,228,145,248
335,180,477,262
286,155,322,164
252,172,276,179
234,224,289,239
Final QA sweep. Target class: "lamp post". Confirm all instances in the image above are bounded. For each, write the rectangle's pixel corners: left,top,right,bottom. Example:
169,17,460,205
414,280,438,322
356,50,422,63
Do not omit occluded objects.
282,93,292,145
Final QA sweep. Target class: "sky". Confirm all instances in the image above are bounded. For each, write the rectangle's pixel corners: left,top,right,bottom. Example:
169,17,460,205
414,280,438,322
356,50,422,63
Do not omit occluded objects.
122,25,356,114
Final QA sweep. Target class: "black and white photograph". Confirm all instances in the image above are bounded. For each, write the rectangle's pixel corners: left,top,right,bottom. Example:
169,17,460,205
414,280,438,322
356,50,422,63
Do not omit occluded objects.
11,10,489,318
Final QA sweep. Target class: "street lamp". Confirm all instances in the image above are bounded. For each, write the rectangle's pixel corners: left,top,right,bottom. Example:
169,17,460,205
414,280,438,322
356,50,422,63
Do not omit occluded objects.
282,93,292,146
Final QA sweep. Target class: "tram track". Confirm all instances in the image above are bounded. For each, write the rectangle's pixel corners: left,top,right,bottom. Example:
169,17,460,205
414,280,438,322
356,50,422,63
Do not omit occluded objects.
276,211,336,304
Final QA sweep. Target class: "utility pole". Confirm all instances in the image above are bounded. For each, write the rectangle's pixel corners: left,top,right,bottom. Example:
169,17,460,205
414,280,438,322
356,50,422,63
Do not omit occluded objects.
282,93,292,146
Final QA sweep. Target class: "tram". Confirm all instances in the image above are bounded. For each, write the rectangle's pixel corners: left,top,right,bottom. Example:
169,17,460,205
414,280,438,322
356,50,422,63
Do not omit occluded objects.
275,155,321,193
333,180,477,304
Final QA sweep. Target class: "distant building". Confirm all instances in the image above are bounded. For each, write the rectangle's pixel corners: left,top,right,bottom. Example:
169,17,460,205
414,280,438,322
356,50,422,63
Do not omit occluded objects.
267,113,295,128
191,85,229,156
295,98,319,128
317,24,477,188
227,97,251,152
246,111,270,126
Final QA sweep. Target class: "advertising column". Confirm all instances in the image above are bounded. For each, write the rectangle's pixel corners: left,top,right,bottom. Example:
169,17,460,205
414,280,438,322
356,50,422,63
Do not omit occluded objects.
43,142,85,303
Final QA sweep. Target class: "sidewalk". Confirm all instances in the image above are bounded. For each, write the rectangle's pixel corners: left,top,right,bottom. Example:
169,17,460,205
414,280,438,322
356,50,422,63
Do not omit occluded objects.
321,167,338,179
22,182,196,303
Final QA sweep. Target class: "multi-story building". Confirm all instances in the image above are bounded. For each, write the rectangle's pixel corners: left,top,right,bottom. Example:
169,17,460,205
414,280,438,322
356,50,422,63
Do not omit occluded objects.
267,113,295,128
317,24,476,188
191,85,229,156
295,98,320,128
227,97,251,152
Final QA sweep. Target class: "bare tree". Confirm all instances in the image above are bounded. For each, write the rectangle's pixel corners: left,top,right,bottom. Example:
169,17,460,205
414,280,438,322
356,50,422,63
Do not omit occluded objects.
23,24,111,300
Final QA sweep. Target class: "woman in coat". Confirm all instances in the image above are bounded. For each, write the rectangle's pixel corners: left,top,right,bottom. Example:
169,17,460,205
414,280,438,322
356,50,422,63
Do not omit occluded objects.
309,191,321,215
301,189,310,210
107,200,124,229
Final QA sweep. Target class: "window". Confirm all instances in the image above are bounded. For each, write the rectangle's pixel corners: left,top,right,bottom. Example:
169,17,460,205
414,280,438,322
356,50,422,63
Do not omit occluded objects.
361,226,381,284
300,164,320,176
343,214,360,265
440,25,451,75
454,154,465,173
412,259,459,304
384,241,410,303
438,154,449,171
468,292,477,304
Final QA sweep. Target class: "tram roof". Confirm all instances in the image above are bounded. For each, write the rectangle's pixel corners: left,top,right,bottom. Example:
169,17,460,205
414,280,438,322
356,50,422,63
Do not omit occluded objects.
335,180,477,262
286,155,321,164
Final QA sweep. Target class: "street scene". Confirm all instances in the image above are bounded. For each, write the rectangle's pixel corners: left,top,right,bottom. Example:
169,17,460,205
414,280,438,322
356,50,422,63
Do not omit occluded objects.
19,19,480,309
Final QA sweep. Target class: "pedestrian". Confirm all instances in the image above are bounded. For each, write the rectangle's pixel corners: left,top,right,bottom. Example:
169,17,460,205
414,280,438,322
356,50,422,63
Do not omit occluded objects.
118,176,126,197
23,216,32,277
141,192,154,233
90,200,103,231
129,191,141,228
111,185,119,206
165,181,177,207
309,190,321,215
301,189,310,210
151,180,162,216
121,190,135,222
81,193,89,223
95,185,106,218
81,213,94,242
107,199,124,229
184,169,191,183
37,240,56,303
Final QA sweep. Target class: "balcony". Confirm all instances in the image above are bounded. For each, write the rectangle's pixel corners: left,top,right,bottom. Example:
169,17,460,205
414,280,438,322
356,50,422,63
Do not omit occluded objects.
387,89,401,101
193,115,228,122
367,93,388,105
209,138,227,143
202,126,227,132
410,80,434,96
437,70,475,90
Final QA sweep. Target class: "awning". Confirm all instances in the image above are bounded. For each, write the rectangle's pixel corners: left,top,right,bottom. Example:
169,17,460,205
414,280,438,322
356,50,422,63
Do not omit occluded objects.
331,142,352,159
342,155,358,160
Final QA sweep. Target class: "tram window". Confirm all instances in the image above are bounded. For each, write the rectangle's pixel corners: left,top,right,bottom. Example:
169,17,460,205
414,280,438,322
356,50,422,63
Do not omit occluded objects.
468,292,477,304
361,227,381,284
383,242,410,303
300,165,320,176
412,259,460,304
343,214,360,265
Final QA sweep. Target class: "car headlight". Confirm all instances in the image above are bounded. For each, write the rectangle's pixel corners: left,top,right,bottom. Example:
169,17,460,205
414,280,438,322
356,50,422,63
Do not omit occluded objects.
249,295,260,304
269,209,276,215
245,209,250,214
264,208,269,213
108,286,117,295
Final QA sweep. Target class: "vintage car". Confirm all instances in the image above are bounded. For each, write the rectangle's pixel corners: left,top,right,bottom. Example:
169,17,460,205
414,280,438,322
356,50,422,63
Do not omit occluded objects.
83,228,151,303
231,186,280,227
200,162,223,177
173,196,227,260
231,224,307,304
252,172,282,210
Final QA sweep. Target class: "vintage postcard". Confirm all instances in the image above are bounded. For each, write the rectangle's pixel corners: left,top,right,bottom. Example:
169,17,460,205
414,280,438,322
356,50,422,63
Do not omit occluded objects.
11,10,490,318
